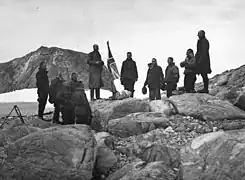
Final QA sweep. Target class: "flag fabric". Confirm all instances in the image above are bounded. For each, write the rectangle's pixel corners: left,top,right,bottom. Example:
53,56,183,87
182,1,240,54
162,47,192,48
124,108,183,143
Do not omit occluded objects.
107,41,120,80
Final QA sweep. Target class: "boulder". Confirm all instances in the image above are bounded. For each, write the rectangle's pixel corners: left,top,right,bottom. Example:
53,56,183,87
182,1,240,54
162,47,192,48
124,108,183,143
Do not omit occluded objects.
215,73,229,86
0,124,96,180
90,98,150,131
180,129,245,180
235,94,245,111
170,93,245,121
149,99,178,116
106,159,179,180
107,112,170,137
0,125,40,146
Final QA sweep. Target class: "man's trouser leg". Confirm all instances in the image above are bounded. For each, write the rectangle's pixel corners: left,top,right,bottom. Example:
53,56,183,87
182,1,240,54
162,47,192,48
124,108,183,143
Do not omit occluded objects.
37,90,48,118
155,88,161,100
95,88,101,99
52,103,60,123
149,88,156,101
190,74,197,91
201,73,209,92
90,88,95,101
184,75,188,92
166,83,174,98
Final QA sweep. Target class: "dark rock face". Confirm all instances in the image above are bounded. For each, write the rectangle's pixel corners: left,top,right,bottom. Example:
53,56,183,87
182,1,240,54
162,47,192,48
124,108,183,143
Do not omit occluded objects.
0,46,114,93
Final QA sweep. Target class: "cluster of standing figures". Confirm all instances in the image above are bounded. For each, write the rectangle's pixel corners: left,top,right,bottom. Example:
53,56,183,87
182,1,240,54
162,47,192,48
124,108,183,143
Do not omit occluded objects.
35,30,211,124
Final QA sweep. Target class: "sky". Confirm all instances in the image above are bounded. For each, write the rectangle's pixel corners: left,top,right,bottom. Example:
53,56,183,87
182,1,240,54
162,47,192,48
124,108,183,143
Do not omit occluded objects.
0,0,245,96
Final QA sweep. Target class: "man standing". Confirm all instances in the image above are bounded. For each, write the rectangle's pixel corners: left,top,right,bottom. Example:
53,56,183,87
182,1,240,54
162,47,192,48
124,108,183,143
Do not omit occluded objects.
48,73,64,124
36,61,49,120
120,52,138,97
164,57,179,98
87,44,104,101
180,49,197,93
195,30,212,93
143,58,164,101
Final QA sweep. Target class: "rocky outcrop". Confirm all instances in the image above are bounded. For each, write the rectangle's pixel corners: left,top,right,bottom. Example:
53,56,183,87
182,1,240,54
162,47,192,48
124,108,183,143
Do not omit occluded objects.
0,46,114,93
0,125,96,180
180,129,245,180
90,98,150,131
170,93,245,121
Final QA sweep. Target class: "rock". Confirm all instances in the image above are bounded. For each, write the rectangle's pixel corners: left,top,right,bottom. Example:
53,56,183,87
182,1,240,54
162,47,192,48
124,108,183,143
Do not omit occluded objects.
90,99,150,131
107,112,170,138
170,93,245,121
0,125,40,146
216,74,229,86
180,129,245,180
25,117,57,129
235,94,245,111
149,99,178,116
0,124,96,180
106,160,179,180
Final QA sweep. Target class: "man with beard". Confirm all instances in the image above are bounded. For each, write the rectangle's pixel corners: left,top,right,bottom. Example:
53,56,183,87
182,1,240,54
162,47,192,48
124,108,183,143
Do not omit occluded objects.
120,52,138,97
195,30,212,93
143,58,164,100
56,72,79,125
87,44,104,101
48,73,64,124
180,48,197,93
164,57,180,98
36,61,49,120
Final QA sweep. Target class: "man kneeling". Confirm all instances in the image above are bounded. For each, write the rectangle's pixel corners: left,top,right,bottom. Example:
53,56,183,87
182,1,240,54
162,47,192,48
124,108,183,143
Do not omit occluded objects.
72,81,92,125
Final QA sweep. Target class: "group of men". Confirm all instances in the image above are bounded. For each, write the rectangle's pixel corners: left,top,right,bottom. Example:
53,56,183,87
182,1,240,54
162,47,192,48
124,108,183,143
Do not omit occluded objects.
36,29,211,123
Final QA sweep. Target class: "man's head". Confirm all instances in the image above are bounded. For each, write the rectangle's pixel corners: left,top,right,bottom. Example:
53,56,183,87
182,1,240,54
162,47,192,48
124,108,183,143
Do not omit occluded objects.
71,72,78,82
198,30,205,39
39,61,47,69
93,44,99,51
167,57,174,65
127,52,132,59
186,48,194,58
151,58,157,66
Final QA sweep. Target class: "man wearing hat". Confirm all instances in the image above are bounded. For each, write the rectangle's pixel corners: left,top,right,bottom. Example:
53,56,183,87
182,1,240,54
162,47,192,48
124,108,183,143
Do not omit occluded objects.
195,30,212,93
87,44,104,101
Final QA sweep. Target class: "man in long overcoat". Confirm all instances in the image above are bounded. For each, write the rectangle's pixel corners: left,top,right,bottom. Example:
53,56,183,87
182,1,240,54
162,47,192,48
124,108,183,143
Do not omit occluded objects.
36,61,49,120
195,30,212,93
87,44,104,101
120,52,138,97
143,58,164,100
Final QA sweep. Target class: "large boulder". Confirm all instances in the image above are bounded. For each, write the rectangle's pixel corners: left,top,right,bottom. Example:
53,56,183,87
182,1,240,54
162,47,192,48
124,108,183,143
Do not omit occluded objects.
107,112,170,137
149,99,178,116
170,93,245,121
180,129,245,180
0,124,96,180
0,125,40,146
106,159,180,180
90,98,150,131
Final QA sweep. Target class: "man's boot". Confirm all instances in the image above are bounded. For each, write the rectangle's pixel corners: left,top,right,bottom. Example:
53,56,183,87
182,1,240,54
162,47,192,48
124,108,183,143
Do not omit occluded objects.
130,90,134,98
198,74,209,93
96,88,101,100
90,89,95,101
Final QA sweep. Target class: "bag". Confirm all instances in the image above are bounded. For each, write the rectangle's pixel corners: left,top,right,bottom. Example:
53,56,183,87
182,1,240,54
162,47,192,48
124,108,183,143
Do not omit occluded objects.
160,82,166,91
142,86,147,95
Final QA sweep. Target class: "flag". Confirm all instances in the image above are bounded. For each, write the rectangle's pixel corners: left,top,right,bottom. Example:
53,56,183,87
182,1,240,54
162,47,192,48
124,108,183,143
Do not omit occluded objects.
107,41,120,80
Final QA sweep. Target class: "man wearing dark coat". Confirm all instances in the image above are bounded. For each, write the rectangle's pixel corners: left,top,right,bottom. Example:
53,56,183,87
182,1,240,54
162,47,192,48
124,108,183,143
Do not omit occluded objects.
195,30,212,93
36,61,49,120
143,58,164,101
120,52,138,97
87,44,104,101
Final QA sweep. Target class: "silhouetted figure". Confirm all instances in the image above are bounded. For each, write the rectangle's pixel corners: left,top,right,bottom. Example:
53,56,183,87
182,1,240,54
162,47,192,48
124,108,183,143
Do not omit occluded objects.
36,61,49,120
144,58,164,101
180,49,197,93
120,52,138,97
56,73,79,125
164,57,179,98
72,81,92,125
87,44,104,101
195,30,212,93
49,73,64,124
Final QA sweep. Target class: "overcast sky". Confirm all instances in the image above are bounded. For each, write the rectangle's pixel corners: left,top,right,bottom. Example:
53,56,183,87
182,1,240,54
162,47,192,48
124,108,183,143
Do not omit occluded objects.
0,0,245,92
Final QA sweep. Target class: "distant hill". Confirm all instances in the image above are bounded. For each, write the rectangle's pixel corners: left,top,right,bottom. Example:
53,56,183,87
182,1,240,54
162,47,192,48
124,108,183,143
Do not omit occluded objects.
0,46,115,94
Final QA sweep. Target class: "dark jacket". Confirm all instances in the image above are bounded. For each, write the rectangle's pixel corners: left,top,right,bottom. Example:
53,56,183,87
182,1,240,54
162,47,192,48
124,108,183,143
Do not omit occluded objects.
195,37,211,74
120,58,138,81
144,65,164,89
165,63,180,84
87,51,104,88
49,77,64,104
36,68,49,93
180,56,197,74
72,86,92,116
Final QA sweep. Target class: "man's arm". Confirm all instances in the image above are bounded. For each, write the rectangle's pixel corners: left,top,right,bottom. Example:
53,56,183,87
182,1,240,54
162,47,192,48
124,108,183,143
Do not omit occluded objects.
120,61,125,78
134,61,138,80
144,69,150,87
